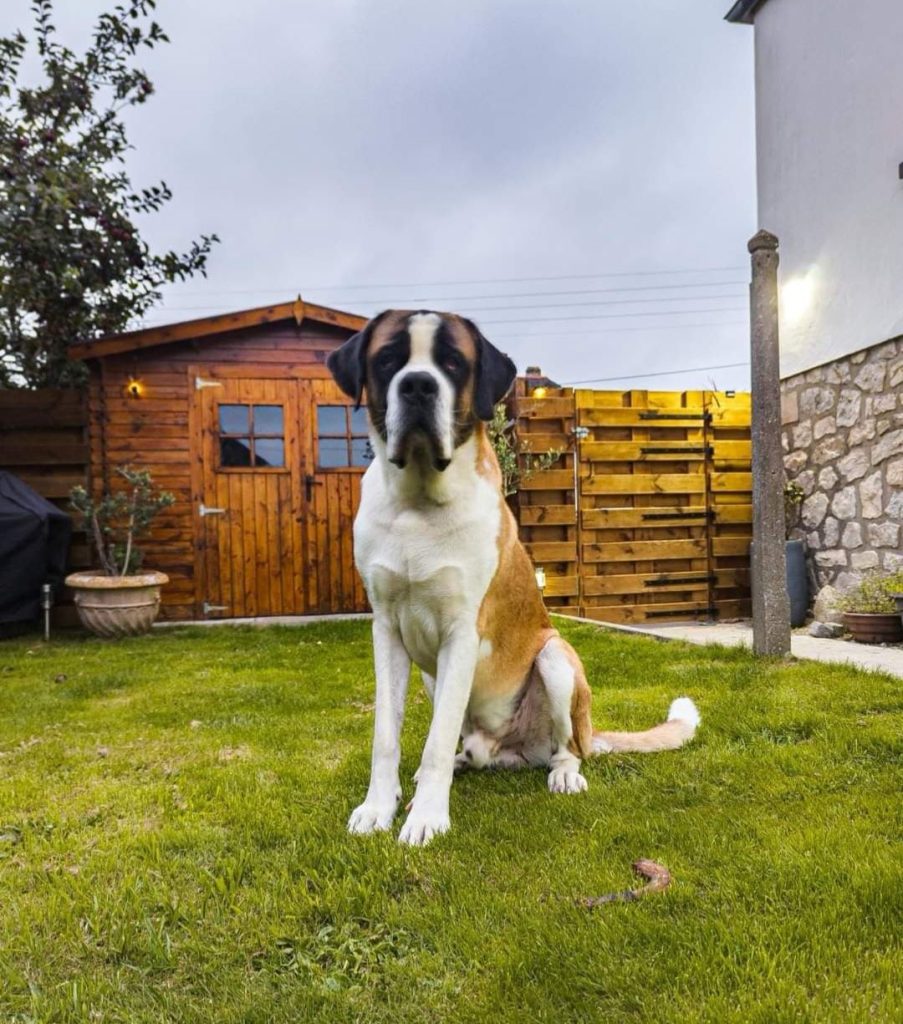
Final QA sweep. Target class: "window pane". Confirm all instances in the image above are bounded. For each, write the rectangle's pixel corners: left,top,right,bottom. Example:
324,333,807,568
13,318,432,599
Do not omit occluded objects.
317,405,347,435
219,404,249,434
253,404,283,435
254,438,284,467
349,406,369,435
319,437,349,468
221,436,252,467
351,437,374,467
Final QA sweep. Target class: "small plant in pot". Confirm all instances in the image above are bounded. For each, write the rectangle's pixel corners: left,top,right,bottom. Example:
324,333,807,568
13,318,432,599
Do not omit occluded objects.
838,570,903,645
66,466,174,638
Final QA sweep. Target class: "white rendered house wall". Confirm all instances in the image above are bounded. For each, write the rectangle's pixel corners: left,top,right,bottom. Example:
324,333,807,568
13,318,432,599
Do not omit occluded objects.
752,0,903,377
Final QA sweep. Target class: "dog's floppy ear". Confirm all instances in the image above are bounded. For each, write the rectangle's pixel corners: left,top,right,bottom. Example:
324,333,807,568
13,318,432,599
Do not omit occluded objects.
465,319,518,421
326,312,387,409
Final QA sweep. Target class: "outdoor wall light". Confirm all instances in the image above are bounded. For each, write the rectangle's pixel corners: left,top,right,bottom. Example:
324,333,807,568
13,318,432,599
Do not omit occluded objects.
126,377,144,398
524,364,558,398
534,566,546,591
781,271,817,326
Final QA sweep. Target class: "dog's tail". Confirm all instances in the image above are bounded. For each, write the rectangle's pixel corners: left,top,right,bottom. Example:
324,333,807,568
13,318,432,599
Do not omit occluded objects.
591,697,700,755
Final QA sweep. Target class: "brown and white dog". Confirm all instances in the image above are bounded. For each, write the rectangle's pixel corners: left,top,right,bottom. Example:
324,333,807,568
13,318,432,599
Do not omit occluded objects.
327,310,700,846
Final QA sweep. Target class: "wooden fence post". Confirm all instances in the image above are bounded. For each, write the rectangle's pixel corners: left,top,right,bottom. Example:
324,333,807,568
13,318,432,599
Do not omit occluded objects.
748,229,791,656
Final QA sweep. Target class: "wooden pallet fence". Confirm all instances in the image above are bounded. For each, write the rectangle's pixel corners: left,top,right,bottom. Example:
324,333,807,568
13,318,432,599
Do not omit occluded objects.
511,382,579,612
512,386,752,625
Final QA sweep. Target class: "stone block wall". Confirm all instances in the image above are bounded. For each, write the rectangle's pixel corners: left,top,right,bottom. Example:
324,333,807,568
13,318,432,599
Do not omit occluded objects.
780,336,902,593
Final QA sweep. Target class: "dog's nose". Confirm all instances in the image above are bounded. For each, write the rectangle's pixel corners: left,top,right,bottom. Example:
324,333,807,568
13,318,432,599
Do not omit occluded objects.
398,372,439,403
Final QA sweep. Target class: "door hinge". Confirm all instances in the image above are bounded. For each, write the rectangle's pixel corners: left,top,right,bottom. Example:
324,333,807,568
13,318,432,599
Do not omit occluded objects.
195,376,223,390
199,503,226,517
203,601,228,615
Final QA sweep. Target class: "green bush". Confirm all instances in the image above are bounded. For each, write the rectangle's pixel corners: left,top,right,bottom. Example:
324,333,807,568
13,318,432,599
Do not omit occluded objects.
839,570,903,614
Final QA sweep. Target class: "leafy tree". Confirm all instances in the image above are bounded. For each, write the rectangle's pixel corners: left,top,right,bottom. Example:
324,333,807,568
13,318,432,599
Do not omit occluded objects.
0,0,219,388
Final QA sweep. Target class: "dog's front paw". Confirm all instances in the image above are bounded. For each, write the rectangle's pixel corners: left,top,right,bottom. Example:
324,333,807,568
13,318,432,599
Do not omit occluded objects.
548,768,588,794
398,804,450,846
347,800,397,835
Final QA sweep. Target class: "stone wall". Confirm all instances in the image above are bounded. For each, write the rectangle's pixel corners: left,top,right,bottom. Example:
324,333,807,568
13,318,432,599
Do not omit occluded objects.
780,336,902,594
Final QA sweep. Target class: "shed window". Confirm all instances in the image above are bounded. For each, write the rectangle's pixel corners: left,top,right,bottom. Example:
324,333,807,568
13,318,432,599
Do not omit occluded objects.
218,403,285,468
316,405,372,468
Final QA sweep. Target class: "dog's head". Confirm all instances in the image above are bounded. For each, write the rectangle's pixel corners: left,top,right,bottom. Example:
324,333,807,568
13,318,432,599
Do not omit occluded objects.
326,310,517,471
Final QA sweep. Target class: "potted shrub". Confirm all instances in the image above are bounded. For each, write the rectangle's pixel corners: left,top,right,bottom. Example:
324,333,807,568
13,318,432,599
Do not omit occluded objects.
66,467,174,638
783,481,807,627
839,570,903,644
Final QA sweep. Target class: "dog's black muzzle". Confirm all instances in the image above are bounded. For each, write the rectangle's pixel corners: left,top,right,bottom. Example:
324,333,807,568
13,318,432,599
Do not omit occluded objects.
398,371,439,406
389,373,450,471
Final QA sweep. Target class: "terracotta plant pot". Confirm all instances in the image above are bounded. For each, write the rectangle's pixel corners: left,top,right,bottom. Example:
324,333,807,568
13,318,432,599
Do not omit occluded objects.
841,611,903,645
65,571,169,638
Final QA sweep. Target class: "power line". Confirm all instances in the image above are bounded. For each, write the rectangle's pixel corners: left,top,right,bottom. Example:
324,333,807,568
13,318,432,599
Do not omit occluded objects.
145,292,746,317
561,361,750,385
477,307,747,326
149,279,749,312
160,264,747,297
490,320,746,338
131,315,748,336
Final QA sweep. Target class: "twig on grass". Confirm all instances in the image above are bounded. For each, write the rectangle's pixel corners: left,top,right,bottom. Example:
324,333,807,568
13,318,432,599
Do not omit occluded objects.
577,859,672,908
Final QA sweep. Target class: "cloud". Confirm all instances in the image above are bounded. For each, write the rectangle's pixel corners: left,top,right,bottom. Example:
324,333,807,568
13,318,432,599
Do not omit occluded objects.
3,0,756,390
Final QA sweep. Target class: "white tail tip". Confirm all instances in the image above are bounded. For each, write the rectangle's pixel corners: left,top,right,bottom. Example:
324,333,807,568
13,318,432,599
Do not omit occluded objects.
667,696,700,730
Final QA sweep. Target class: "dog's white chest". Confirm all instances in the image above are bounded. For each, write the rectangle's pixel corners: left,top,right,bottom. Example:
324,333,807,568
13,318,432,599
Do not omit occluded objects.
354,461,501,676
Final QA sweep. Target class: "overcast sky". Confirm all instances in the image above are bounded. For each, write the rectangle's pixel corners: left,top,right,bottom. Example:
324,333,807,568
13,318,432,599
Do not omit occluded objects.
5,1,756,391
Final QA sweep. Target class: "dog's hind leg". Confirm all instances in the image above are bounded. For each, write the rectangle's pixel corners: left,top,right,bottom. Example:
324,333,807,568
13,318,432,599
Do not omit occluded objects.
534,636,593,795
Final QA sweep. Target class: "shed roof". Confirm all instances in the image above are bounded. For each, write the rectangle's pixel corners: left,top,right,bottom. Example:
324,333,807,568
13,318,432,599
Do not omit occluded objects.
724,0,769,24
69,296,366,361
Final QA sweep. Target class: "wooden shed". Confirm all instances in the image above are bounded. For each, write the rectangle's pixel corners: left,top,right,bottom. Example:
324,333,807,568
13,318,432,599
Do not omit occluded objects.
69,298,369,621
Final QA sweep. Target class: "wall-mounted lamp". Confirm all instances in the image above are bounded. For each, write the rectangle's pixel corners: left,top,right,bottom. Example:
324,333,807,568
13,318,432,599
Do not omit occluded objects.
525,364,559,398
126,378,144,398
534,566,546,591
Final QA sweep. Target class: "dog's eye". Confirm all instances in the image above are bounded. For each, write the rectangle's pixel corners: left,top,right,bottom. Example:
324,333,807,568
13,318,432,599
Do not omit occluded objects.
375,352,401,375
442,354,462,374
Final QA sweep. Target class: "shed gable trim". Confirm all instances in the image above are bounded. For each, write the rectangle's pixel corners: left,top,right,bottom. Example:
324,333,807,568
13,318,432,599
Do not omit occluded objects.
725,0,768,24
70,299,366,361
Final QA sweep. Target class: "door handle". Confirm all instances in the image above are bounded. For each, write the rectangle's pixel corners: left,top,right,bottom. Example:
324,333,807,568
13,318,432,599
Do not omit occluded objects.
304,474,323,501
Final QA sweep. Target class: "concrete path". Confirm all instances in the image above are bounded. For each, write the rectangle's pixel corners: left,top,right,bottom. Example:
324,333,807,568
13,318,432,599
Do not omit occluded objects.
158,611,903,678
618,619,903,678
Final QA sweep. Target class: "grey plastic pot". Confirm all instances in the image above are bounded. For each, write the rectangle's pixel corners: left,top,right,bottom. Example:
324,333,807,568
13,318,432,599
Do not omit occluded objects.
750,539,808,628
785,539,808,628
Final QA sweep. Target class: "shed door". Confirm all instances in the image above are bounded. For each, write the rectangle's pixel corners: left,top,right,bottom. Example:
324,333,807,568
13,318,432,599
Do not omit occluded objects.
302,378,371,613
198,377,307,618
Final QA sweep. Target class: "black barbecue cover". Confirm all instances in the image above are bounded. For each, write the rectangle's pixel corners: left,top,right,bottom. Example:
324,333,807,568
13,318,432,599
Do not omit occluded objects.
0,471,72,626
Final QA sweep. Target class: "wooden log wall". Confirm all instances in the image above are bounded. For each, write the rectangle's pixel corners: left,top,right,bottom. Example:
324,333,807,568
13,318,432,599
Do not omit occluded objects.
0,388,90,625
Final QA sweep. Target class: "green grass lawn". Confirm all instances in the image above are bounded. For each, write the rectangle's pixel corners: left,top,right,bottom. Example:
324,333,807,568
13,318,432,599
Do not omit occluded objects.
0,619,900,1024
